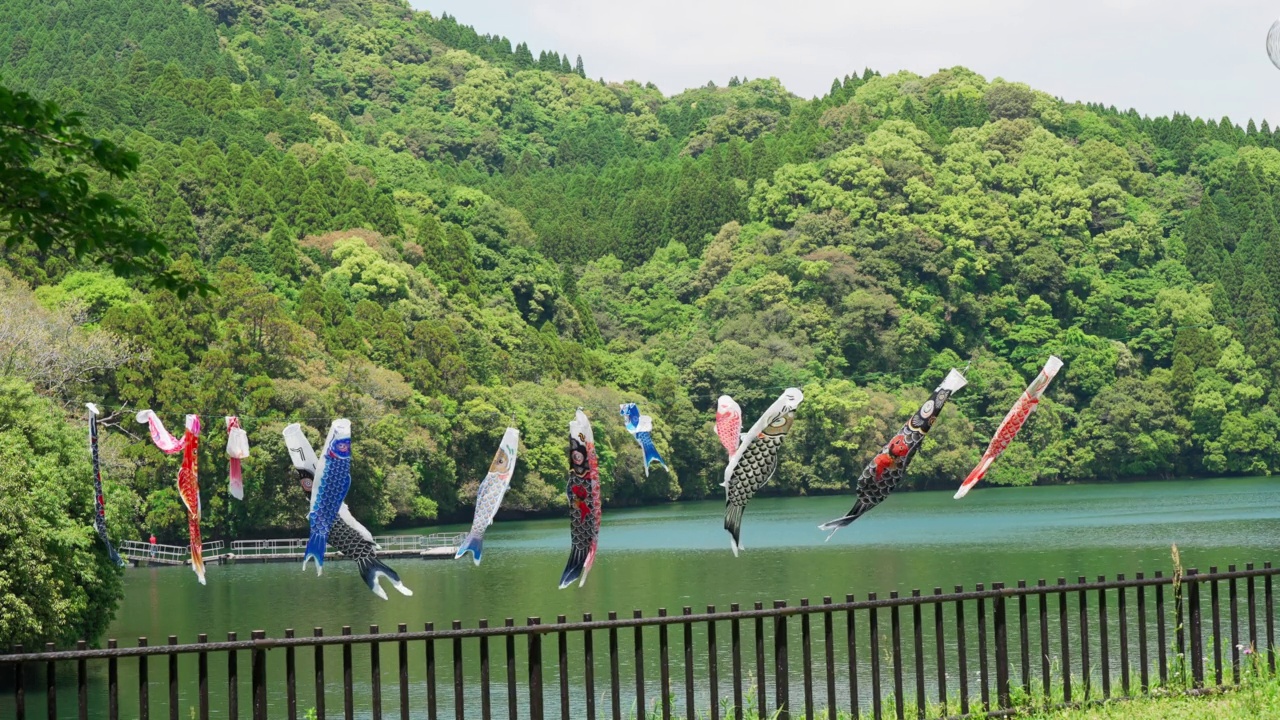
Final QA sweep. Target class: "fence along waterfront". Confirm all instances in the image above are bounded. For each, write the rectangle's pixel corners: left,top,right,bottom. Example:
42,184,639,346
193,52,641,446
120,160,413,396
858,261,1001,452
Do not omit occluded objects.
2,563,1278,720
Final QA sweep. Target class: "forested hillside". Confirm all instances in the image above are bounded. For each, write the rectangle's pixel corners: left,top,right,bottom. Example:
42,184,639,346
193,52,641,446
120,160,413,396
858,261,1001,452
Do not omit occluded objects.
3,0,1280,556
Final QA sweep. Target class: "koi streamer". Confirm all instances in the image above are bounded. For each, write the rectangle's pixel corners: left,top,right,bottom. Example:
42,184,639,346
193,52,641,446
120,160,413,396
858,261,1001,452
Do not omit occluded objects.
87,404,125,567
560,410,600,589
457,427,520,565
283,423,411,599
619,403,668,476
225,416,248,500
820,369,967,538
720,388,804,556
955,356,1062,499
302,419,353,576
137,410,206,584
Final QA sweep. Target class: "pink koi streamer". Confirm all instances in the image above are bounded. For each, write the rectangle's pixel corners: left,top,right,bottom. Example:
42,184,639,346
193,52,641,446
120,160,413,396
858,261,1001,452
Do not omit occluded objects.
137,411,206,584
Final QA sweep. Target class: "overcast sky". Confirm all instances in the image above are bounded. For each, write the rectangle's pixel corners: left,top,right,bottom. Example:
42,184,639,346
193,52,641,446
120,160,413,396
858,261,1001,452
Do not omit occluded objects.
408,0,1280,127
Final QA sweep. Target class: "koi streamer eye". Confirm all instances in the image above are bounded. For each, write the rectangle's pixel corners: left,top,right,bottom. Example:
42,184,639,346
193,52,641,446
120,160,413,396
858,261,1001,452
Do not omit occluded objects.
489,448,509,473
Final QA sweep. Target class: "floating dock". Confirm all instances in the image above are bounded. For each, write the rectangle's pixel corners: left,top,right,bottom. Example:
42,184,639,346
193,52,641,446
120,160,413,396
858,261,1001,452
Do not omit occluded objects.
119,534,464,567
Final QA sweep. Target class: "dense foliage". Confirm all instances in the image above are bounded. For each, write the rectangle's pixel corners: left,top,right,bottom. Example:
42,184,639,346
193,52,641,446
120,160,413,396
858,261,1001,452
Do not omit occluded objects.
3,0,1280,584
0,378,126,649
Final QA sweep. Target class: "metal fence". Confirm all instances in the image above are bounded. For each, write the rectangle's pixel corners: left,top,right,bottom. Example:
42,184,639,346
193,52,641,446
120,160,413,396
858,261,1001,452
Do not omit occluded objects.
118,541,226,565
226,534,465,559
2,563,1277,720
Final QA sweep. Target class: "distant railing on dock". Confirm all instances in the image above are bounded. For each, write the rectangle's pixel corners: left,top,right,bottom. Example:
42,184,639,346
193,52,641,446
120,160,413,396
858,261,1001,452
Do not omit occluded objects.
118,540,224,565
4,562,1279,720
227,533,466,559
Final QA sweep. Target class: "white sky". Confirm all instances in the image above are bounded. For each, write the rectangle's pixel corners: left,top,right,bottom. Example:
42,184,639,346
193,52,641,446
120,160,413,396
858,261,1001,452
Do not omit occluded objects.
408,0,1280,127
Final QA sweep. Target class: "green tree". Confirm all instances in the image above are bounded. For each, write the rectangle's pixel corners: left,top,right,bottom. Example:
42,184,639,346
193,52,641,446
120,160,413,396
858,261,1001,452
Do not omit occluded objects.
0,84,203,295
0,378,127,648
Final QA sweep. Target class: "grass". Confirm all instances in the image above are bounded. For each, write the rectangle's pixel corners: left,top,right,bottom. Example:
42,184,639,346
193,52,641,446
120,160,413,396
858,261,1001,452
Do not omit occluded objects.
626,656,1280,719
1025,677,1280,719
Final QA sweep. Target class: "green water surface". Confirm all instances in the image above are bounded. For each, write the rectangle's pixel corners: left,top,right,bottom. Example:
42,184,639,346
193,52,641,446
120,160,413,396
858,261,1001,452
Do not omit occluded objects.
6,477,1280,718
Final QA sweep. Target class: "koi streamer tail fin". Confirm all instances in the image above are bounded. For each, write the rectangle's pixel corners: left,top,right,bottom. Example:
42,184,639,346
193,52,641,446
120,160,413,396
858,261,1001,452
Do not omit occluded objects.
724,503,745,557
357,557,413,600
106,543,126,568
302,533,328,575
455,532,485,565
818,500,874,542
955,456,995,499
228,459,244,500
188,518,206,584
559,543,596,589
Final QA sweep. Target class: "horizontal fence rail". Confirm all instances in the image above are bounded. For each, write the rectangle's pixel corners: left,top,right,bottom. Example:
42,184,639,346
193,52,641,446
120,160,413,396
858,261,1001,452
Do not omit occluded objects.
3,563,1278,720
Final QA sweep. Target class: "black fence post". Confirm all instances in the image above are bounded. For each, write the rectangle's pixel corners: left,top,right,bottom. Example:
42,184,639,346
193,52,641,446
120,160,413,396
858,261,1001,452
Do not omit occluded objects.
733,603,745,720
993,583,1010,711
1056,579,1070,705
657,610,670,720
1076,578,1089,701
632,610,645,720
251,630,267,720
139,637,150,720
954,588,968,717
285,630,298,720
582,614,596,720
755,602,768,720
607,612,620,720
399,624,412,720
108,639,118,720
773,601,790,720
682,607,694,719
869,594,882,720
1229,567,1241,685
1136,575,1149,695
708,605,722,720
505,619,517,720
78,639,88,720
1155,571,1168,686
976,585,989,711
1210,567,1222,687
341,627,352,720
1037,580,1049,706
1188,569,1204,688
370,625,382,720
1117,579,1129,697
845,595,858,720
557,616,569,720
1097,577,1110,699
822,598,835,719
451,621,464,720
43,642,55,720
889,592,903,720
311,629,323,720
528,617,544,720
227,632,238,720
800,599,812,720
933,588,947,711
1246,564,1258,666
1266,563,1276,674
1016,580,1029,697
167,636,178,720
14,644,25,720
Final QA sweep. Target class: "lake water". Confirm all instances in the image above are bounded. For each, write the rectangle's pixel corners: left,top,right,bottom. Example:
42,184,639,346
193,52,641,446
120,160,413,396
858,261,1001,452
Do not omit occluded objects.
6,477,1280,718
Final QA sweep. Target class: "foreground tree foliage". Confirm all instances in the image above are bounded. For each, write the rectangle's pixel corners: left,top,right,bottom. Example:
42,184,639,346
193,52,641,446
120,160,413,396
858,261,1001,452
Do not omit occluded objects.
0,378,126,649
4,0,1280,645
